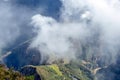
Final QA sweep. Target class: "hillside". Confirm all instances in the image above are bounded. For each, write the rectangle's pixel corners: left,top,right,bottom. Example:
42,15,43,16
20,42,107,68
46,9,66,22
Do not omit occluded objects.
20,61,94,80
0,60,95,80
3,40,41,70
0,64,34,80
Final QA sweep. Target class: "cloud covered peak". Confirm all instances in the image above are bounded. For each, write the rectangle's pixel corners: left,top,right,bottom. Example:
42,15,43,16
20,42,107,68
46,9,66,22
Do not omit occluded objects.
30,0,120,64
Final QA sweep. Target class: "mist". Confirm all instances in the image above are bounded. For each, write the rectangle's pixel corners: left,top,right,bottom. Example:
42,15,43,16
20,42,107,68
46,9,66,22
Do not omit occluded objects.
0,0,49,55
0,0,44,57
0,1,20,55
30,0,120,64
0,0,120,79
1,0,120,68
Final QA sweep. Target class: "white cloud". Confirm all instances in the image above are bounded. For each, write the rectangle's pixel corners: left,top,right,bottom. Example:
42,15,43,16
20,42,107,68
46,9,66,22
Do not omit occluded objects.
31,0,120,64
30,14,89,62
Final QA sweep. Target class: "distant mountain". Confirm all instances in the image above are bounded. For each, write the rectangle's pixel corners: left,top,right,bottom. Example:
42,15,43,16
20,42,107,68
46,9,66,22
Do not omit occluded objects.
3,40,41,70
96,58,120,80
2,38,120,80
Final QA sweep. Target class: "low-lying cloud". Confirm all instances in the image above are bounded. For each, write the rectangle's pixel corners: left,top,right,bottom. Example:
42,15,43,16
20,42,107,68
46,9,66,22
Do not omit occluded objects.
30,14,89,62
30,0,120,64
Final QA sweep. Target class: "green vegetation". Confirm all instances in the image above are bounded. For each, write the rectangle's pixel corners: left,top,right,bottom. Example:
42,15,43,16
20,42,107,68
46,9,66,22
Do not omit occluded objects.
61,62,94,80
0,60,94,80
36,64,64,80
25,75,34,80
0,64,34,80
0,64,24,80
34,61,94,80
48,64,62,76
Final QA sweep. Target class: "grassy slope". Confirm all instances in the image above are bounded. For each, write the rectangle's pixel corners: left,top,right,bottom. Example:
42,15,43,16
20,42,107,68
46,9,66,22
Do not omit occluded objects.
35,61,94,80
0,60,94,80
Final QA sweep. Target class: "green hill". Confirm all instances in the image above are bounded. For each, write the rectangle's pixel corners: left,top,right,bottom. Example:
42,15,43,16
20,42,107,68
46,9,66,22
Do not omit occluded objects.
20,61,94,80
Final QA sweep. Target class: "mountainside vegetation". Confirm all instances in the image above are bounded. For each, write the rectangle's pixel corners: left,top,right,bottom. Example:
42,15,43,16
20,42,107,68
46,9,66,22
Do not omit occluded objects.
20,60,94,80
0,59,96,80
0,64,34,80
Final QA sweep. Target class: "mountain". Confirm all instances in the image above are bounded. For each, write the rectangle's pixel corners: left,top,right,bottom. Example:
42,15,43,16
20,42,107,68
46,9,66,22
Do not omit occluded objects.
3,40,41,70
2,39,120,80
96,56,120,80
20,61,94,80
0,39,95,80
0,64,34,80
0,60,94,80
0,39,99,80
